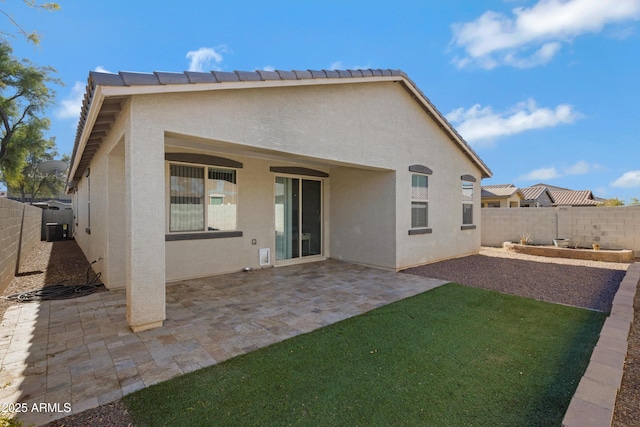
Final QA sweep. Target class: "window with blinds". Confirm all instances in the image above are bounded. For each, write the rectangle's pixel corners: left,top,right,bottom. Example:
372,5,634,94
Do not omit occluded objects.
411,174,428,228
169,164,237,232
462,180,474,225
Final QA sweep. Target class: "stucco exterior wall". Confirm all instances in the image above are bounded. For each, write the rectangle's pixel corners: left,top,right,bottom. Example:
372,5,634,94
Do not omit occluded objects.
75,80,487,287
72,102,131,288
142,82,483,271
330,167,396,269
164,154,331,281
0,198,41,292
482,206,640,255
135,82,473,171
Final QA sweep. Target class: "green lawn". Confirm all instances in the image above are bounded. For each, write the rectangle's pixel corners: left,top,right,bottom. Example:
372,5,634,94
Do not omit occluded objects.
124,283,605,426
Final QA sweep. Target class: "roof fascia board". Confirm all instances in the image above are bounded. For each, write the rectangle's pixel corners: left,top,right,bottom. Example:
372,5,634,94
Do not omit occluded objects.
99,75,401,98
69,86,106,181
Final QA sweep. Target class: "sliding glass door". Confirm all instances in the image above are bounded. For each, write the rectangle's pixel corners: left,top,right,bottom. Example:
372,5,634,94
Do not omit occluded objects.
275,176,322,261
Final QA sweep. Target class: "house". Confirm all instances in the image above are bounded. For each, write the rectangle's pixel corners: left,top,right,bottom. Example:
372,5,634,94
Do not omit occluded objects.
67,68,492,332
550,189,598,206
521,183,599,207
481,184,524,208
519,185,555,207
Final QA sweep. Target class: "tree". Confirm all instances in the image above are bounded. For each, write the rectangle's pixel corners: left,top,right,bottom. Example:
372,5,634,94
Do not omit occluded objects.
1,1,60,45
630,197,640,206
0,42,60,182
3,121,67,202
600,198,625,207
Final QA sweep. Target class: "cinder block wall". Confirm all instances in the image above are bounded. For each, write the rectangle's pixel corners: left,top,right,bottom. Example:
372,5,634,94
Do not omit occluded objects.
481,207,557,246
482,206,640,256
0,198,42,293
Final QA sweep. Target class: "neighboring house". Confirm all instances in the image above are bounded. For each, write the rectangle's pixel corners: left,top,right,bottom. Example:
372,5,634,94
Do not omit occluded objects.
550,190,598,207
531,183,599,207
67,68,492,332
520,185,555,207
481,184,524,208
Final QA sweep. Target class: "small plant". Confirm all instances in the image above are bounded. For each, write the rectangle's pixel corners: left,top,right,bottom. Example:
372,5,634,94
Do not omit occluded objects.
519,233,531,245
0,414,29,427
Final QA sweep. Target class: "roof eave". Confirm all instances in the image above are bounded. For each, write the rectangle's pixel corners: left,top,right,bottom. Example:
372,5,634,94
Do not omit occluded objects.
69,69,492,182
68,85,106,184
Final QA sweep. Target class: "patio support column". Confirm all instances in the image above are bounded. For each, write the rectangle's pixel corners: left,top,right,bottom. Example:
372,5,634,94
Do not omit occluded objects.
124,116,166,332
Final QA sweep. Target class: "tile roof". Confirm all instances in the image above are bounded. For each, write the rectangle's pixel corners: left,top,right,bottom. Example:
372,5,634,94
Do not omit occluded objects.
520,186,549,201
482,183,516,189
532,183,571,191
481,184,520,197
68,68,492,183
550,190,598,206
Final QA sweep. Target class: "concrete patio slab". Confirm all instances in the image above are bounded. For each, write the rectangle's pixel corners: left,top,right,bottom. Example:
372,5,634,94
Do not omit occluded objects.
0,260,446,426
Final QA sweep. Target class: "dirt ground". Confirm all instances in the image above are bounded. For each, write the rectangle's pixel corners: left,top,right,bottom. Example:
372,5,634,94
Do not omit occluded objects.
0,240,101,321
1,241,638,426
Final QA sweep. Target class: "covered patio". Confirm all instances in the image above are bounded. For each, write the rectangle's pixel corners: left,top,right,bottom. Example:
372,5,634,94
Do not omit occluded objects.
0,260,446,426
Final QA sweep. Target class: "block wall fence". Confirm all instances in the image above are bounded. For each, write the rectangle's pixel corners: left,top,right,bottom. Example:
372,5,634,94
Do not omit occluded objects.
482,206,640,256
0,198,42,293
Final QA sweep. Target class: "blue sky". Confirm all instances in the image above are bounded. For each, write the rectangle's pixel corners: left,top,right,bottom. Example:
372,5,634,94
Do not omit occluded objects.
3,0,640,202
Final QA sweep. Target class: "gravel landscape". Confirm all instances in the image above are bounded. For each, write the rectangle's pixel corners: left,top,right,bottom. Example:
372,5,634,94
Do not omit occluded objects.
403,246,628,313
1,242,636,426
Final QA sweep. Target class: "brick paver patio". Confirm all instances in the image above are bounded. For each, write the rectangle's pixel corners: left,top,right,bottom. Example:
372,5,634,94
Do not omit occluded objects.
0,260,446,426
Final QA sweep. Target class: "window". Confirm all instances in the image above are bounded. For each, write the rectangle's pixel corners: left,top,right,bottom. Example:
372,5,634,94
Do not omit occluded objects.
169,164,237,232
462,180,474,225
411,174,428,228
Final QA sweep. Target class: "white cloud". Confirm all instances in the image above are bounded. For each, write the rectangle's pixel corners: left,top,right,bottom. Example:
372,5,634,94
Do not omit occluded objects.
55,81,85,120
262,65,276,72
451,0,640,68
186,46,226,72
446,99,580,145
612,170,640,188
518,167,561,181
564,160,592,175
518,160,601,182
56,65,114,121
94,65,111,73
594,186,608,197
329,61,372,70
